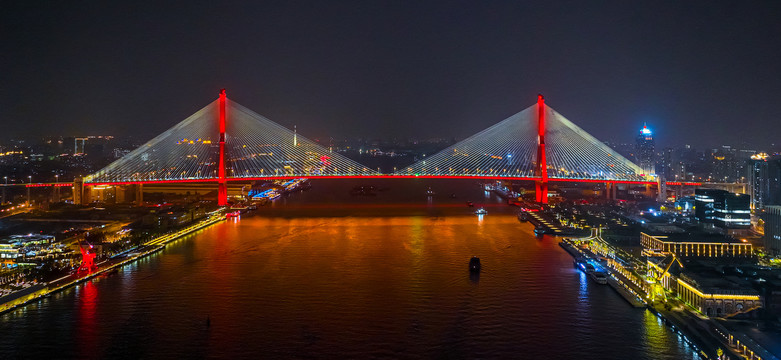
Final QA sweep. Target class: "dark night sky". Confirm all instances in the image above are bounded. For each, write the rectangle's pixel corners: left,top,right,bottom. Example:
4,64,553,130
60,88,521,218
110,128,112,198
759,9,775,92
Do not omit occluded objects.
2,1,781,148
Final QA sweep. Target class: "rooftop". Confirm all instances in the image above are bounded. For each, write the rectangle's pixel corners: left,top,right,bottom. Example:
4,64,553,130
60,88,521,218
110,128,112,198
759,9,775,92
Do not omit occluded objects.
644,231,745,244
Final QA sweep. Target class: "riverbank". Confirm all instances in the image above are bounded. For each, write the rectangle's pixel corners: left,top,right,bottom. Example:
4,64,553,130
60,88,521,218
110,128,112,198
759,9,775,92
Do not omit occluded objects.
559,236,716,358
0,211,227,314
559,235,773,360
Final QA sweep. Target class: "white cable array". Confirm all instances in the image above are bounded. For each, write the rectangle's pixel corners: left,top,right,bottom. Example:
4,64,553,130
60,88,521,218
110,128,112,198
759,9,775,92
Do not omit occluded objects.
397,105,539,178
86,101,220,183
546,107,645,181
398,103,646,181
225,100,376,178
86,98,377,184
87,97,644,184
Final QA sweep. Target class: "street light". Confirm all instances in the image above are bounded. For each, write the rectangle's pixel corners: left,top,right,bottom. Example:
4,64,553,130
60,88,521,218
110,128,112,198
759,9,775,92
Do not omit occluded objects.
27,175,31,206
54,174,60,203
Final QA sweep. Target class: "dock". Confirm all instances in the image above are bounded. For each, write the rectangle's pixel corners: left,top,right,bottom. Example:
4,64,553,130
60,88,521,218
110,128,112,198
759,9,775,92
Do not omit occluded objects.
559,239,646,307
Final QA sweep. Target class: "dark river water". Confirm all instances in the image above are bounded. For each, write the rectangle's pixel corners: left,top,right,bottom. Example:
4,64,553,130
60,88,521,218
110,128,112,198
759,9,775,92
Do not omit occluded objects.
0,180,699,359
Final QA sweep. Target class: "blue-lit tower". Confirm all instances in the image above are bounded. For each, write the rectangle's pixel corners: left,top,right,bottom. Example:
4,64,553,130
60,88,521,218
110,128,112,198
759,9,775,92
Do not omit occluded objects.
635,123,655,175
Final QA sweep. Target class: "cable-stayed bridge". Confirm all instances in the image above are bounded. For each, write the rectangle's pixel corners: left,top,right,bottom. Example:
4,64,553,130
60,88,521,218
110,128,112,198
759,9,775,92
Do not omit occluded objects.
66,90,699,205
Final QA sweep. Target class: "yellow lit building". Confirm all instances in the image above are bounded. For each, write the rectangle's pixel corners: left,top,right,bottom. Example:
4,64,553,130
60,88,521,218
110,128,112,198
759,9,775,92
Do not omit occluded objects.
646,257,762,317
676,274,761,317
641,232,753,258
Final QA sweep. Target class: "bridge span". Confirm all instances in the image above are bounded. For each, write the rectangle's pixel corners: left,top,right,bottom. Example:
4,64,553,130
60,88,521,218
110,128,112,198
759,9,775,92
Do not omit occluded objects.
20,90,710,205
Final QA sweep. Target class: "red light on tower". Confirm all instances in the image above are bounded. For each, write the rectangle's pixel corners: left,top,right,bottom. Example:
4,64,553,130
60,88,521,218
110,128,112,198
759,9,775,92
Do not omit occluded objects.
218,89,228,206
535,94,548,204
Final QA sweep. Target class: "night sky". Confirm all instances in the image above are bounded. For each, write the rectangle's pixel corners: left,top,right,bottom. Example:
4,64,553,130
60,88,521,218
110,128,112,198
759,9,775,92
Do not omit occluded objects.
2,1,781,148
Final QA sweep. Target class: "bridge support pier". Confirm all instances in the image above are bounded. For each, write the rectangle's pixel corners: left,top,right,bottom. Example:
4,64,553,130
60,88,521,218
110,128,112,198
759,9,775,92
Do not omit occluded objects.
135,184,143,206
74,177,89,206
657,176,667,202
604,182,617,201
218,182,227,206
115,185,128,203
535,181,548,203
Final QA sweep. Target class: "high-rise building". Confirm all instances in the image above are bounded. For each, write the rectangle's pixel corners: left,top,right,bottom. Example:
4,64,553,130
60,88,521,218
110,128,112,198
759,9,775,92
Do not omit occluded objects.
635,124,655,175
661,147,675,179
695,188,751,228
769,157,781,205
747,154,781,209
748,153,769,209
764,205,781,255
711,146,737,182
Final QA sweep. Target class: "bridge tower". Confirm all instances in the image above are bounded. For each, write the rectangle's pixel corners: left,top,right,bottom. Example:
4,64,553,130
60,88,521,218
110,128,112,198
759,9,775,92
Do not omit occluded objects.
218,89,228,206
534,94,548,204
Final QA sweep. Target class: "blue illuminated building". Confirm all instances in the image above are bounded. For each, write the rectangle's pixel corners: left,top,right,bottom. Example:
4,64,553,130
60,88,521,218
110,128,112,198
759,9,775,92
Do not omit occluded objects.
635,124,655,175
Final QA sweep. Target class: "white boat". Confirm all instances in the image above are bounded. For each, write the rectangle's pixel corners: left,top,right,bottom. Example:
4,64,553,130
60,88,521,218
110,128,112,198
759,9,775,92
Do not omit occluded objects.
475,208,487,215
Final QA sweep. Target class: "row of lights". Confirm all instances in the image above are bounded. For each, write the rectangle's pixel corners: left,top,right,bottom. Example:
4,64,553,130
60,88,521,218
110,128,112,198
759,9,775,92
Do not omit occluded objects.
2,174,63,185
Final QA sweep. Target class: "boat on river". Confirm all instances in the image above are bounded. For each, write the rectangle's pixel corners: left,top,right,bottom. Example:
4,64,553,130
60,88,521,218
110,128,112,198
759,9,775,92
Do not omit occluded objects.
469,257,481,272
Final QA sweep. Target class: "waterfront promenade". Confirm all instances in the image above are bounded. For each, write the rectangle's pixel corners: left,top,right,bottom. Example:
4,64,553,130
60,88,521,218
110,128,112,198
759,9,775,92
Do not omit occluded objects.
561,233,775,360
0,211,227,313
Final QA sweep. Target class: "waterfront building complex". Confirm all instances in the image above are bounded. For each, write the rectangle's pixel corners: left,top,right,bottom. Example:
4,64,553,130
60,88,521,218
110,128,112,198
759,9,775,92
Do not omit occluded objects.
641,232,753,258
675,273,762,318
646,256,762,317
694,189,751,229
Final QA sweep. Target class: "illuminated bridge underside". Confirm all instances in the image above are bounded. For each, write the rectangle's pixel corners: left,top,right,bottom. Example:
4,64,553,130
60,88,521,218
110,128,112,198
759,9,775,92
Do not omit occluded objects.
86,99,377,184
398,103,647,182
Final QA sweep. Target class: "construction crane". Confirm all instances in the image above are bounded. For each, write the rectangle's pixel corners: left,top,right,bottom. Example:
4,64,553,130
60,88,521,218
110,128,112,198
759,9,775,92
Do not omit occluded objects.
649,252,683,303
77,238,97,273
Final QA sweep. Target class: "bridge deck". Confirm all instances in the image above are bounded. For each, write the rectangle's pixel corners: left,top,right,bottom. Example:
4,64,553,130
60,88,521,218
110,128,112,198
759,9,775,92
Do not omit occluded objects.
68,175,701,187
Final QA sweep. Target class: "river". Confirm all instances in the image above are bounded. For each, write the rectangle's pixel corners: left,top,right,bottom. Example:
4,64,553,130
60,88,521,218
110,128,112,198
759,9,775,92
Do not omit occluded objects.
0,180,699,359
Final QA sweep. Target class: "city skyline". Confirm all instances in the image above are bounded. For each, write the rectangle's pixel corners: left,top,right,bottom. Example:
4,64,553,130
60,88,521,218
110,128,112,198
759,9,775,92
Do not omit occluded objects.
3,2,781,148
4,3,781,358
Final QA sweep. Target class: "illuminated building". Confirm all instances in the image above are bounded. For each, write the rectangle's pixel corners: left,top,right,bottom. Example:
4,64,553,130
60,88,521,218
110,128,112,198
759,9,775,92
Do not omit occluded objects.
661,147,675,180
694,189,751,228
641,232,753,258
764,205,781,255
748,155,769,209
771,157,781,205
635,124,655,175
749,155,781,208
0,234,54,262
0,243,18,260
676,273,761,317
646,257,762,317
74,137,87,155
694,189,719,222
